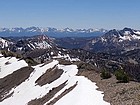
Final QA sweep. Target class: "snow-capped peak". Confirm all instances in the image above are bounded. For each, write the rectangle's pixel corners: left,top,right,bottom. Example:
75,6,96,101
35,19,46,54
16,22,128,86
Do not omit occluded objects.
90,27,140,51
0,27,107,37
102,28,140,41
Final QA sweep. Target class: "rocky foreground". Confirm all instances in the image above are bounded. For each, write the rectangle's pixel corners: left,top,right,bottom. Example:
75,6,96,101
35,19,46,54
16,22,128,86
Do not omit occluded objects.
78,67,140,105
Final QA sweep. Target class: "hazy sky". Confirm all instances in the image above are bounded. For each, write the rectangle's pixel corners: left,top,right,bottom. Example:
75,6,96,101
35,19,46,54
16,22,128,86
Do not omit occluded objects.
0,0,140,29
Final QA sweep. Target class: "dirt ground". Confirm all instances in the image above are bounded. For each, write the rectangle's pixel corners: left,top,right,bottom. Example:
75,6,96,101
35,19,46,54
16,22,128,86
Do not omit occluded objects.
0,66,34,101
79,69,140,105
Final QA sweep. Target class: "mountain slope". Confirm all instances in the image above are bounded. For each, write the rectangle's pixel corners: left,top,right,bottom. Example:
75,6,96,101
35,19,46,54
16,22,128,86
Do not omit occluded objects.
0,35,59,63
88,28,140,53
0,54,109,105
0,37,13,49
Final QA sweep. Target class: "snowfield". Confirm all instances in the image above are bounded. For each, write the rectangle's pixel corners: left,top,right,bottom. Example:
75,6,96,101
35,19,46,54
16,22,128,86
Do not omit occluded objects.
45,64,110,105
0,56,28,78
54,77,108,105
0,55,110,105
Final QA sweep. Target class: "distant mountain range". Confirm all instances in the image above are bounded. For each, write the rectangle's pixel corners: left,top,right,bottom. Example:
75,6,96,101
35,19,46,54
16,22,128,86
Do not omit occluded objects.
0,27,107,37
88,27,140,53
1,27,140,54
56,27,140,53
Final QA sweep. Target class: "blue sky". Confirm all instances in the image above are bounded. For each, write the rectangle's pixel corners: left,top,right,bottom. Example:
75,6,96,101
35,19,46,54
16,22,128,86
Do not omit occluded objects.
0,0,140,29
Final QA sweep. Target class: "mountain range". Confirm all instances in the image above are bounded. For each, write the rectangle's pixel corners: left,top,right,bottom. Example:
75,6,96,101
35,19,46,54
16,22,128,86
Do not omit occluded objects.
56,27,140,53
1,27,140,55
0,27,140,105
87,27,140,52
0,27,107,38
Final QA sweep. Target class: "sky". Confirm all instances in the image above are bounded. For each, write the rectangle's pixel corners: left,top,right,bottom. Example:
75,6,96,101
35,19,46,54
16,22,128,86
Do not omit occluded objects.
0,0,140,29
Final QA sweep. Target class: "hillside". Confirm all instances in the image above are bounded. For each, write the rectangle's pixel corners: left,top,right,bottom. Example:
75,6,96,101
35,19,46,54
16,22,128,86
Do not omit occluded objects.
0,54,109,105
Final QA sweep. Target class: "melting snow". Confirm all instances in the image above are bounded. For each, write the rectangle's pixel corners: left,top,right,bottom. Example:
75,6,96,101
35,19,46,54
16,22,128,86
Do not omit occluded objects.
119,35,131,41
0,60,59,105
132,35,140,39
36,41,51,49
54,77,109,105
0,57,110,105
53,53,79,62
92,39,97,45
134,31,140,35
101,37,107,42
0,57,28,78
45,64,110,105
0,38,9,48
17,47,23,50
124,31,130,35
70,58,80,62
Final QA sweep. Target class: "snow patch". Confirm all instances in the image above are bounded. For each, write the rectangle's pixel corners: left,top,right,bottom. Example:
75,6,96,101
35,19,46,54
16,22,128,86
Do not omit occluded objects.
45,64,109,105
124,31,130,35
0,59,110,105
119,35,131,41
101,37,107,42
54,77,109,105
0,38,9,48
0,60,59,105
0,57,28,78
134,31,140,35
132,35,140,40
36,41,51,49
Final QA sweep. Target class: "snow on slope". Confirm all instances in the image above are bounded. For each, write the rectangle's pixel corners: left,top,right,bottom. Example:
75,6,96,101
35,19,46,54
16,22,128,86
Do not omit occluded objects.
45,65,110,105
132,35,140,40
54,77,108,105
0,60,59,105
119,35,131,41
0,38,9,48
0,56,28,78
35,41,52,49
0,56,110,105
134,30,140,35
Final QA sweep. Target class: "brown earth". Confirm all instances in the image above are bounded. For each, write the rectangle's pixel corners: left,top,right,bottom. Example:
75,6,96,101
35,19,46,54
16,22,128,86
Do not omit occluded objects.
35,66,63,86
46,83,77,105
56,58,72,65
39,60,53,67
1,59,139,105
28,81,67,105
78,69,140,105
28,81,77,105
0,66,34,101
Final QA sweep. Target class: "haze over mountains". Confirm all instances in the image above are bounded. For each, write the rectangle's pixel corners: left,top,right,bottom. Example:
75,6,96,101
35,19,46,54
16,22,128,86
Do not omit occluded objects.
0,27,107,38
